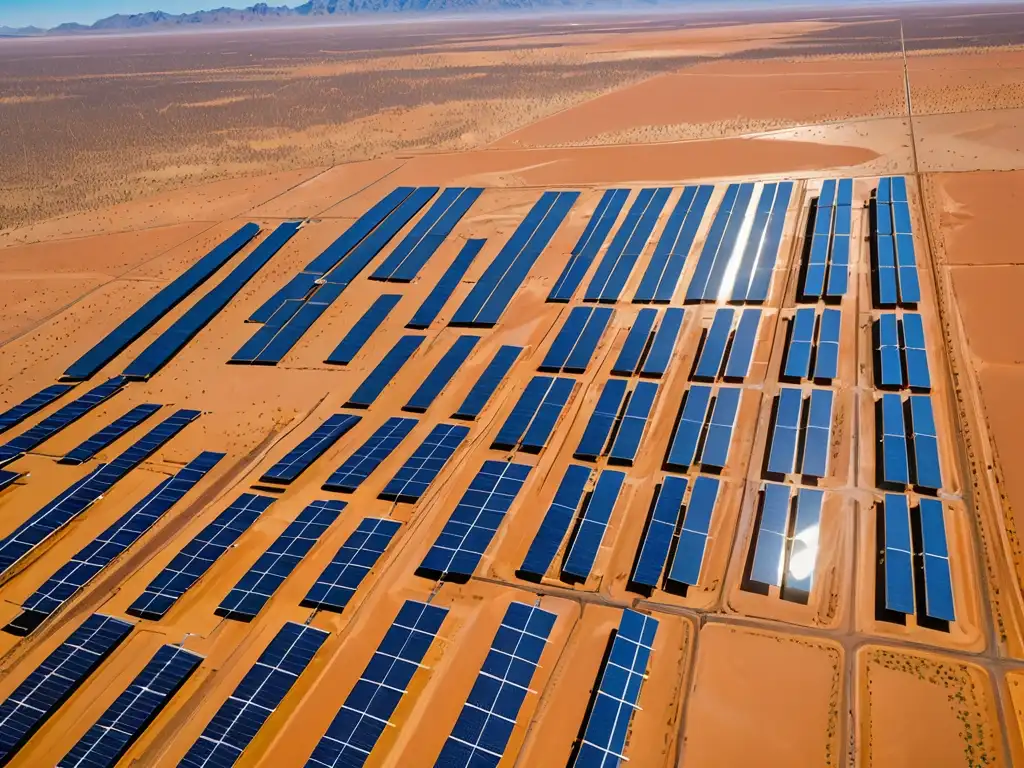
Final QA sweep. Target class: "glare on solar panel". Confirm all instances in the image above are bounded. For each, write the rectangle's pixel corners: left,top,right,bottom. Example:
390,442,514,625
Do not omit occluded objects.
698,183,755,302
323,417,417,494
784,488,823,595
726,183,776,303
686,185,739,303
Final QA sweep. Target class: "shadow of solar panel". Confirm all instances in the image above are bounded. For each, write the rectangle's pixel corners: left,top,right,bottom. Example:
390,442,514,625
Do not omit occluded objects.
436,602,556,767
59,403,162,465
0,384,75,436
919,498,955,622
406,239,485,330
813,309,841,382
518,464,590,580
302,517,400,612
419,461,531,579
693,308,734,381
746,181,793,304
345,336,425,409
0,613,132,765
550,189,629,303
665,384,712,471
453,345,522,421
380,423,468,503
702,387,740,469
685,185,738,303
217,499,343,622
60,644,202,768
180,622,328,768
326,294,401,365
0,376,128,466
323,417,416,494
260,414,360,485
901,312,931,390
784,488,823,596
573,610,657,767
631,475,687,588
0,470,19,493
783,308,815,381
883,494,915,615
767,388,801,476
667,476,720,587
880,393,910,486
877,313,903,388
635,185,712,303
0,409,200,578
575,379,627,462
612,309,657,376
9,451,223,636
724,309,760,381
641,308,682,377
909,396,941,491
750,483,790,587
63,224,260,381
801,389,833,479
124,222,300,380
127,492,273,620
609,382,657,466
562,469,624,580
307,601,447,767
404,336,480,413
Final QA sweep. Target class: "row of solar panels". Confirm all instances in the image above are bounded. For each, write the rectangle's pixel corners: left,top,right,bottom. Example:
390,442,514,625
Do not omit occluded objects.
873,176,921,308
800,178,852,302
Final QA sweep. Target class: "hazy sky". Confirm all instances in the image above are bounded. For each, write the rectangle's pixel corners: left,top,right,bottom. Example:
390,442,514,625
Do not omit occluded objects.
0,0,213,27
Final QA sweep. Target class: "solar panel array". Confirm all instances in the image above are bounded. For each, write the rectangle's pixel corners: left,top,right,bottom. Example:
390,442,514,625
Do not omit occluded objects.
876,312,931,390
801,178,852,301
575,380,659,464
344,336,424,409
302,517,401,612
492,376,575,453
323,416,416,493
665,385,741,471
692,308,761,382
748,483,823,595
0,384,74,435
540,306,613,374
404,335,480,412
634,185,714,303
878,393,943,492
612,307,687,378
379,422,469,503
782,307,841,383
549,189,630,303
873,176,921,308
0,470,20,493
58,403,162,465
764,387,833,479
453,345,522,421
259,413,360,485
407,239,486,330
325,294,401,366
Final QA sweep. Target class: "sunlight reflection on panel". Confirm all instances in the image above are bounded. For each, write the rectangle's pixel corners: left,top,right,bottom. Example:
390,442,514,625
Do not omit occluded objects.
717,181,763,301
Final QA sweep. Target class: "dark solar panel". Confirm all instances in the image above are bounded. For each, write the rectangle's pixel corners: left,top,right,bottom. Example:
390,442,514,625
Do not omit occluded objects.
453,345,522,421
608,381,657,466
323,417,417,493
59,403,162,465
518,464,591,579
406,239,486,330
693,308,734,381
562,469,625,580
813,309,841,382
665,384,712,471
0,470,19,493
640,308,683,378
345,336,425,409
0,384,75,436
667,475,720,586
801,389,833,479
702,387,740,469
259,414,361,485
880,393,910,486
302,517,401,612
767,388,801,476
612,309,657,376
549,189,630,303
750,482,791,587
724,309,761,381
564,307,614,374
575,379,628,462
783,308,815,381
883,494,915,615
326,294,401,366
919,498,955,622
631,475,687,588
803,231,829,301
380,423,468,503
404,336,480,412
635,185,713,303
908,395,941,491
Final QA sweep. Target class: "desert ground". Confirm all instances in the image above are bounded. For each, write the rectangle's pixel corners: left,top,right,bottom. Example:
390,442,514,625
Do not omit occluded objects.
2,2,1024,766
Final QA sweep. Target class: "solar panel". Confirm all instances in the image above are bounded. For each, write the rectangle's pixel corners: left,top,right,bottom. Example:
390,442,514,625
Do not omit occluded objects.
876,200,893,235
813,309,841,382
724,309,761,381
690,183,756,302
908,395,942,491
693,308,734,381
919,498,955,622
891,176,908,203
892,201,912,235
877,176,892,204
562,469,625,580
180,622,329,768
541,307,610,373
549,189,630,303
0,408,200,578
876,233,898,307
407,239,486,330
783,308,815,381
230,298,304,364
750,482,791,587
631,475,687,588
518,464,590,579
767,387,802,475
344,336,425,409
880,393,910,486
435,602,556,767
833,203,852,237
307,600,446,767
0,384,75,435
492,376,574,453
0,470,19,493
665,384,712,470
785,488,823,594
801,389,833,479
573,610,657,767
9,451,223,635
702,387,740,469
0,376,128,466
380,423,469,503
747,182,793,303
216,499,343,622
726,183,776,304
882,494,915,615
0,613,133,764
259,414,361,485
608,382,657,466
685,185,738,303
301,517,400,613
818,179,836,208
126,492,273,620
59,403,162,465
898,314,930,392
877,313,903,388
59,643,203,768
641,308,683,377
325,294,401,366
803,233,829,301
612,309,657,377
419,461,531,578
635,185,713,303
667,475,720,586
453,345,522,421
323,417,417,494
826,234,850,298
404,336,480,412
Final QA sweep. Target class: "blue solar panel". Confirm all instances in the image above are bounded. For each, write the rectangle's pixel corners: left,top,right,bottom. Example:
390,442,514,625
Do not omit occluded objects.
259,414,360,485
436,601,556,767
127,492,273,620
0,384,75,436
573,610,657,767
326,294,401,366
541,307,612,374
883,494,915,615
575,380,627,462
307,600,447,768
909,395,941,491
893,201,913,235
727,183,777,303
345,336,424,409
813,309,841,382
750,482,790,587
877,177,892,204
64,224,260,381
180,622,328,768
693,308,734,381
230,298,303,364
898,266,922,307
562,469,625,580
609,382,657,466
59,403,162,465
60,643,203,768
612,309,657,376
0,613,133,765
124,222,300,380
492,376,574,453
702,387,740,469
419,461,531,578
901,312,931,390
876,233,898,307
876,200,893,235
784,308,815,381
550,189,630,303
818,180,836,208
881,394,910,486
785,488,823,594
0,408,200,578
919,498,955,622
747,182,793,303
877,313,903,388
631,475,687,588
803,233,829,301
323,417,416,494
687,183,755,302
836,178,853,206
802,389,833,478
371,187,483,282
891,176,908,203
665,384,712,470
641,308,683,377
518,464,590,579
453,345,522,421
380,423,469,503
685,185,738,303
833,204,852,237
826,234,850,298
0,376,127,466
405,336,480,412
9,451,223,635
767,387,802,475
407,239,485,330
667,475,719,587
724,309,760,381
0,470,19,493
635,185,713,303
302,517,401,612
217,499,343,622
